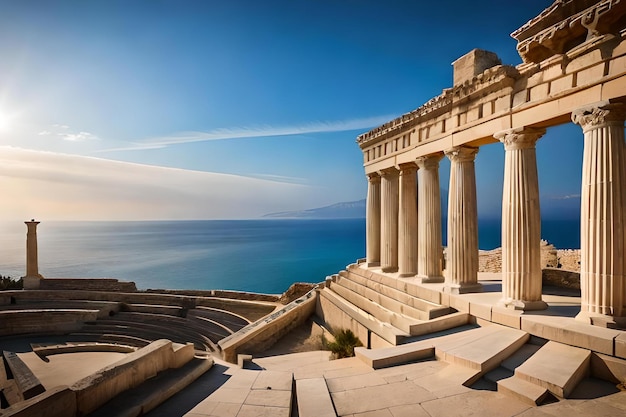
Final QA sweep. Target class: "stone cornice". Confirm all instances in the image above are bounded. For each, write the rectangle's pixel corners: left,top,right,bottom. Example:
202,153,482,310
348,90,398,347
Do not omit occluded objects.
357,65,519,147
512,0,626,64
572,102,626,132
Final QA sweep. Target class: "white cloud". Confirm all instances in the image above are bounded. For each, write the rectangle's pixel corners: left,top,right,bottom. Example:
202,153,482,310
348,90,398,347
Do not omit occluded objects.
38,130,52,136
100,115,395,152
0,146,318,221
547,194,581,200
60,131,98,142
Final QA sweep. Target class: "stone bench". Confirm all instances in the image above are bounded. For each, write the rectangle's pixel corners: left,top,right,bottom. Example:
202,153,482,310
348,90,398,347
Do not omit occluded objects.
0,309,99,337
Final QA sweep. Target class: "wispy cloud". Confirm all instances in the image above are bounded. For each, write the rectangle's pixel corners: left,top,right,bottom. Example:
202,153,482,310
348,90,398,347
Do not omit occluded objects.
100,115,395,152
60,131,98,142
38,124,98,142
0,146,318,220
547,194,581,200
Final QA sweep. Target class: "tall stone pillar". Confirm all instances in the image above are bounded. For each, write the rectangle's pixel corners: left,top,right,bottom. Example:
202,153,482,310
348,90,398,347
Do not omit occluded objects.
366,173,381,267
572,102,626,326
380,168,399,272
444,146,482,294
398,163,418,276
416,154,444,283
495,127,547,310
24,219,44,290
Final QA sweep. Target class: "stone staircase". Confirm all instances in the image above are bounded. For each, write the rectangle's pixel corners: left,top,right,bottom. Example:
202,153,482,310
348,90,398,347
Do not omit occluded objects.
318,263,469,347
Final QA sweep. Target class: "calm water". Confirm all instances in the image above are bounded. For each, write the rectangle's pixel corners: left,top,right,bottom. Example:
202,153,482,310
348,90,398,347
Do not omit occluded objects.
0,218,580,293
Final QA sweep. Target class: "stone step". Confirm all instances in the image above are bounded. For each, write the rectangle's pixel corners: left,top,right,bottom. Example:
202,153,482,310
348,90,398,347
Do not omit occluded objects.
88,357,213,417
342,269,450,318
500,343,542,372
184,369,293,417
497,375,551,406
346,263,441,305
318,288,409,346
296,377,336,417
2,351,46,402
483,366,514,384
514,340,591,398
336,272,430,321
434,324,529,376
328,280,421,334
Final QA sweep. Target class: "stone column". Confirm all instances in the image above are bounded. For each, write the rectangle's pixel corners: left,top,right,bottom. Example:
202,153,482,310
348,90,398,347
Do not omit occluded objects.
444,146,482,294
380,168,400,272
495,127,547,310
416,154,444,283
572,102,626,326
398,163,418,276
366,173,381,267
24,219,43,290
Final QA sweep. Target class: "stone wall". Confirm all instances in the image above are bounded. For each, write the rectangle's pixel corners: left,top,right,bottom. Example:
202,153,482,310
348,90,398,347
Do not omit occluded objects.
218,289,317,363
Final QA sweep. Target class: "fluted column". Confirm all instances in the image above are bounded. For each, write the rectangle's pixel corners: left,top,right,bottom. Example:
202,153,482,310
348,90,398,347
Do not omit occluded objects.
398,163,418,276
444,146,482,294
366,173,381,267
572,102,626,326
416,154,444,283
380,167,399,272
495,127,547,310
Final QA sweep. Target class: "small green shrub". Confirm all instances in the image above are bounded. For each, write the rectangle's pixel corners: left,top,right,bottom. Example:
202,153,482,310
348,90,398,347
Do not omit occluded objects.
326,329,363,359
0,276,23,291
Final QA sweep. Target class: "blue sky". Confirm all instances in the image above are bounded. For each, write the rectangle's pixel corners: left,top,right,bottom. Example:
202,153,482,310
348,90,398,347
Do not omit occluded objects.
0,0,585,220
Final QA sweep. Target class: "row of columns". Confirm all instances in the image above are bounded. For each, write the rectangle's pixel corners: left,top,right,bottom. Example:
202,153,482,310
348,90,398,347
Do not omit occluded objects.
365,101,626,323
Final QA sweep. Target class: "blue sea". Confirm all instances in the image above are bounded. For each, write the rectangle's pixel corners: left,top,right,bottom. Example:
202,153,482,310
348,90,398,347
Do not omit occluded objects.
0,218,580,293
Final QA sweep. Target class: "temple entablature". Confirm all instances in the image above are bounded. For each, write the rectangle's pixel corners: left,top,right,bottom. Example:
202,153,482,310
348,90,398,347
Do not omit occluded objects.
357,0,626,326
358,0,626,176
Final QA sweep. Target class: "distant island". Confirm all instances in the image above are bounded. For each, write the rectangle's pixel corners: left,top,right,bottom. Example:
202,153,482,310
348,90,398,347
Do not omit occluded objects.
263,199,366,219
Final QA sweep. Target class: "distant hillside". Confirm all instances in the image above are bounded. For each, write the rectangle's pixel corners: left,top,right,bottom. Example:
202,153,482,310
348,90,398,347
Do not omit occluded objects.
263,199,366,219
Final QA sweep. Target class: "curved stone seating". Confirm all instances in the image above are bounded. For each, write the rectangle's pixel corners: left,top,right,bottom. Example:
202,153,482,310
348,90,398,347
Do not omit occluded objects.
0,309,99,337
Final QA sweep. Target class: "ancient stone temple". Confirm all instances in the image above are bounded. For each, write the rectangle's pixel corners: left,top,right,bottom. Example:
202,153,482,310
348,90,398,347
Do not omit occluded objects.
358,0,626,325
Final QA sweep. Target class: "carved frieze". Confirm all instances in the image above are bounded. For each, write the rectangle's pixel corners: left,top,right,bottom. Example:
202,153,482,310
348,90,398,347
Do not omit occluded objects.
512,0,626,64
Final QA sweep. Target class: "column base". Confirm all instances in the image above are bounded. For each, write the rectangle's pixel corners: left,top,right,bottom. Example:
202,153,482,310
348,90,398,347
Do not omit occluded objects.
575,311,626,329
444,282,483,295
23,275,43,290
398,272,417,277
419,275,444,284
497,298,548,311
366,262,380,268
381,266,398,273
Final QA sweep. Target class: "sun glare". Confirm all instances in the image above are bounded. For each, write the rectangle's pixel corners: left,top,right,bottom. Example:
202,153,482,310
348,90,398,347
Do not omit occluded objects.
0,111,11,131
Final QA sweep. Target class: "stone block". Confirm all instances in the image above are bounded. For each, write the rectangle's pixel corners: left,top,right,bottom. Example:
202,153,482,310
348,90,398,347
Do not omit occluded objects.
520,315,618,355
575,62,606,87
566,49,603,73
448,295,469,313
602,76,626,101
452,49,501,86
296,378,335,417
491,307,522,329
468,302,491,321
608,55,626,77
514,341,590,398
512,89,528,107
550,74,574,95
591,353,626,384
2,351,45,400
542,63,564,82
615,332,626,359
529,82,549,102
497,376,550,406
494,96,511,113
482,101,494,117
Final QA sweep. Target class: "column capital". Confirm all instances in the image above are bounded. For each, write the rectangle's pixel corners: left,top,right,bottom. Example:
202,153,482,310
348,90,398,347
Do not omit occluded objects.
445,146,478,163
378,167,399,177
415,153,443,170
572,102,626,133
397,162,418,174
366,172,381,182
494,127,546,150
